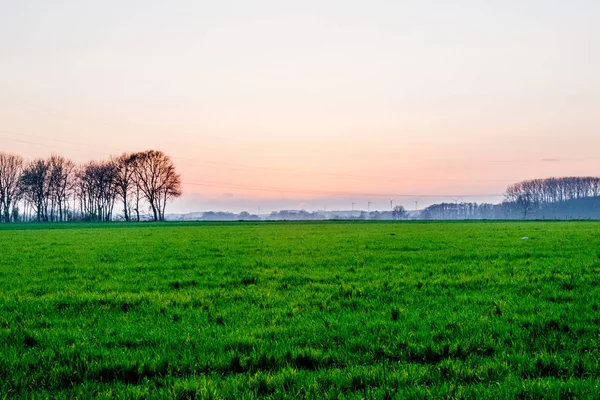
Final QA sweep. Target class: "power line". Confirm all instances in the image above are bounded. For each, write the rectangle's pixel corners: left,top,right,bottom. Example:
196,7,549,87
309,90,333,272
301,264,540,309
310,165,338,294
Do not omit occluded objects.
0,130,122,153
181,179,504,198
6,106,600,166
3,128,600,168
0,132,506,199
0,135,113,157
0,129,523,184
0,128,594,199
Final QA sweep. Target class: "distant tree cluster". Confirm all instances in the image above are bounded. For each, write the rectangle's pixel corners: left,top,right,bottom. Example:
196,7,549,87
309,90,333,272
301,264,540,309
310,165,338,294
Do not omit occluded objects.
0,150,182,223
504,177,600,218
268,210,321,220
506,177,600,204
421,202,502,220
198,211,260,221
411,176,600,221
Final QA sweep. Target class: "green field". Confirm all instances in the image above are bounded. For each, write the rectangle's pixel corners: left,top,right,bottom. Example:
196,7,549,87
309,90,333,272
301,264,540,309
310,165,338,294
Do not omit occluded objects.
1,221,600,399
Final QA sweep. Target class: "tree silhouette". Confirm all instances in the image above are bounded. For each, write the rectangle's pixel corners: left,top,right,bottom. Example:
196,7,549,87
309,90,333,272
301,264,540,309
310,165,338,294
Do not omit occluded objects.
392,205,407,220
132,150,182,221
0,152,24,222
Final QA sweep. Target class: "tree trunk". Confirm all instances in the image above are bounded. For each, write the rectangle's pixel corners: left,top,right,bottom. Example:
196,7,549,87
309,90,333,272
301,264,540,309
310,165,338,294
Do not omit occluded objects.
150,201,158,221
123,191,129,222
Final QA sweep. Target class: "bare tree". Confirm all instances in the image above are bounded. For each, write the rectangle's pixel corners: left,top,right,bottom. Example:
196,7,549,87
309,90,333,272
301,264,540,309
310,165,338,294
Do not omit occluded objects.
132,176,142,222
392,205,407,220
20,158,51,222
505,182,535,218
132,150,182,221
113,153,138,222
0,152,24,222
515,193,535,219
76,161,118,221
48,154,76,222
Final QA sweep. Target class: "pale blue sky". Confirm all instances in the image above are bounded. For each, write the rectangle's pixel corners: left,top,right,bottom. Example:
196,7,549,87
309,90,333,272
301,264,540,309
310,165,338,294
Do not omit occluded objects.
1,1,599,212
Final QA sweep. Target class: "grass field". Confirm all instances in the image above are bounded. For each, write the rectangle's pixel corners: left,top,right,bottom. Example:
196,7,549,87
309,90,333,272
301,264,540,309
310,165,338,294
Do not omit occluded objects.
1,221,600,399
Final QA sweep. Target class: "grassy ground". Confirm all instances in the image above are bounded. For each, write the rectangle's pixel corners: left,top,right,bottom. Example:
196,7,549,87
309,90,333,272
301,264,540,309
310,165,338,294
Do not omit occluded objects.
1,221,600,399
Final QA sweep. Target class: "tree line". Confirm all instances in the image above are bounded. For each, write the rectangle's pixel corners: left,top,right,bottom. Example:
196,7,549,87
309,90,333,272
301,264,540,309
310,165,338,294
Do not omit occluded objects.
0,150,181,223
504,177,600,218
422,176,600,220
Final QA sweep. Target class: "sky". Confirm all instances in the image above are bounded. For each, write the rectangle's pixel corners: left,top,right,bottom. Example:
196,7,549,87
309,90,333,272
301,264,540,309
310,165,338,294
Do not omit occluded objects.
1,0,599,213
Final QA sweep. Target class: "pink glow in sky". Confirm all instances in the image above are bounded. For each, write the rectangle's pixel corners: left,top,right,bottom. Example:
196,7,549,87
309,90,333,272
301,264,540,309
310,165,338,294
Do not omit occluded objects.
1,1,599,212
